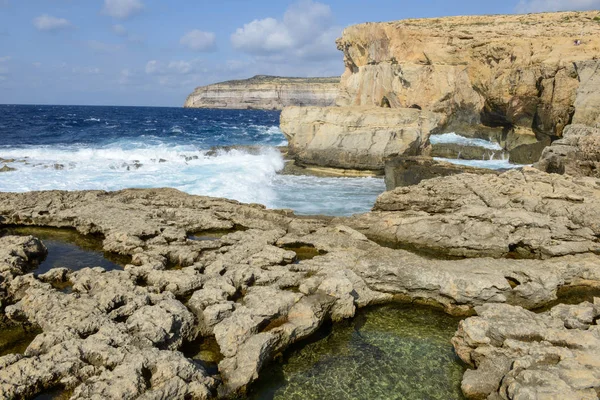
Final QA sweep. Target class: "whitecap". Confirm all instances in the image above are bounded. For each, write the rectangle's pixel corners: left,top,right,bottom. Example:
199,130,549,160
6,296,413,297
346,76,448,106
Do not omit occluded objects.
430,133,503,150
0,142,383,216
433,157,526,170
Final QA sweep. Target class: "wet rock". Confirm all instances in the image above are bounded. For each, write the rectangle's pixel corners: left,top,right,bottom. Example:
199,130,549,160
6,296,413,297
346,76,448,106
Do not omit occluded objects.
384,156,499,190
0,165,16,173
430,142,507,161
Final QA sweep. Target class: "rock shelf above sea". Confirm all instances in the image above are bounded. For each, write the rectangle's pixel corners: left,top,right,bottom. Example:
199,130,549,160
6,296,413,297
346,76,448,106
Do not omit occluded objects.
1,166,600,398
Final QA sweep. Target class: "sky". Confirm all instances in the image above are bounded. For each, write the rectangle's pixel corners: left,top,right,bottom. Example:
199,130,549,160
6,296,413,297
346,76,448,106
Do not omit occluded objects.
0,0,599,106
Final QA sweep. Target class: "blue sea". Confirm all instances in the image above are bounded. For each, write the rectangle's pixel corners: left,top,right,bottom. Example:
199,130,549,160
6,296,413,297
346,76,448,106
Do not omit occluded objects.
0,105,385,216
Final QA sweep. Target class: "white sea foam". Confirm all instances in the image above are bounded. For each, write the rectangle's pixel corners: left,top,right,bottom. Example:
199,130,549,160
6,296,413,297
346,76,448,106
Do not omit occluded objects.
433,157,525,170
429,133,503,150
0,142,383,215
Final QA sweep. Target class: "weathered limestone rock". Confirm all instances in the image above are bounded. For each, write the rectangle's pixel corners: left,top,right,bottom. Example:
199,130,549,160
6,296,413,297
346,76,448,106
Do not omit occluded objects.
281,106,443,170
452,301,600,399
2,187,600,397
384,156,500,190
535,124,600,178
348,167,600,259
336,12,600,141
184,75,340,110
0,235,46,308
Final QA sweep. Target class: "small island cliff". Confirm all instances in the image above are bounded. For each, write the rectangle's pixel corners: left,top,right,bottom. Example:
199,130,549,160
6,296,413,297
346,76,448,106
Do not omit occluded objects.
184,75,340,110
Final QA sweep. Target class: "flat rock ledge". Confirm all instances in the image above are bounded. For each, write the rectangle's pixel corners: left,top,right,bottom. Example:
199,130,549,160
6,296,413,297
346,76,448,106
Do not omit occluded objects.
347,167,600,259
1,188,600,398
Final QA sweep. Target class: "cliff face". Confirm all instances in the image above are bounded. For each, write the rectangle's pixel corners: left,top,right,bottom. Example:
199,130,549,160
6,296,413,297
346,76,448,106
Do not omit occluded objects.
281,106,442,171
184,75,340,110
335,11,600,140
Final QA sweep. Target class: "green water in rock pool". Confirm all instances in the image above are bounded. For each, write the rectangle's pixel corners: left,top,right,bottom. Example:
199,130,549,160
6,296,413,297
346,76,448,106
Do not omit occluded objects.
0,226,130,273
250,304,466,400
0,324,41,357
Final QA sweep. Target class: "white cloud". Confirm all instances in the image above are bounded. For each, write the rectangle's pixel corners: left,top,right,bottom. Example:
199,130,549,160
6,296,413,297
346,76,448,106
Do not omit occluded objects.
516,0,600,12
102,0,144,20
0,56,11,63
180,29,216,52
112,24,128,36
119,68,133,84
33,14,73,32
32,62,42,68
230,0,341,61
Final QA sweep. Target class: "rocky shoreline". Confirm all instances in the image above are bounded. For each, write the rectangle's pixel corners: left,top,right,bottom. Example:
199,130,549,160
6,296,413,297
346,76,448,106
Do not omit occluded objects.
3,9,600,400
0,170,600,398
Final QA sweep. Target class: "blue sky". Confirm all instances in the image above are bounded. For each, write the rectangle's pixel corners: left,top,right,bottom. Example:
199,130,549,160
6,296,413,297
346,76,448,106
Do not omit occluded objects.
1,0,599,106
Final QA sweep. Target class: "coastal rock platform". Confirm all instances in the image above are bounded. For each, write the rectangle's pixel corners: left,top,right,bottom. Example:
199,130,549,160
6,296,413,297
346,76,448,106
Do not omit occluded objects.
1,181,600,398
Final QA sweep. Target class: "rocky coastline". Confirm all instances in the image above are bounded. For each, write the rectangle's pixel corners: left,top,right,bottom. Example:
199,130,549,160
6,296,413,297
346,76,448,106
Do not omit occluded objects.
1,165,600,398
3,10,600,400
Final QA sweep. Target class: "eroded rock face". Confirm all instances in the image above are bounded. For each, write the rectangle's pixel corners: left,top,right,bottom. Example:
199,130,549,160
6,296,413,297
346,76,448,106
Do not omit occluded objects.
384,156,500,190
2,188,600,398
0,235,46,309
452,301,600,399
349,167,600,259
535,124,600,178
281,106,443,170
336,12,600,141
183,75,340,110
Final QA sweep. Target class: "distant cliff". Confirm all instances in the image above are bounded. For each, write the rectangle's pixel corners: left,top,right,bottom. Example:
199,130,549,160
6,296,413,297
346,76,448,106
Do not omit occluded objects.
183,75,340,110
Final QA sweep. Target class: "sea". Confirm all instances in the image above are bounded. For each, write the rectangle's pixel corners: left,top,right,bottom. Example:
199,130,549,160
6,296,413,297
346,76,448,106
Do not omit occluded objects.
0,104,385,216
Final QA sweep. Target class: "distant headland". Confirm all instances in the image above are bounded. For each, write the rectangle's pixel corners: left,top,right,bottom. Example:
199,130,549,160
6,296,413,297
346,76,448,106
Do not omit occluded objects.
183,75,340,110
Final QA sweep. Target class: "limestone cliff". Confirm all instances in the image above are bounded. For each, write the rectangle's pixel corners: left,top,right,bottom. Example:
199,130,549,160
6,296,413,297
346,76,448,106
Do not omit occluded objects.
336,11,600,140
281,106,442,171
184,75,340,110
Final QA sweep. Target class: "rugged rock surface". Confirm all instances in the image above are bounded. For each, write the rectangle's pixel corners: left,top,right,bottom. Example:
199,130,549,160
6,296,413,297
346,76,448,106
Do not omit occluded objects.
2,188,600,398
384,156,500,190
348,167,600,259
453,301,600,399
336,12,600,141
0,236,46,309
281,106,443,170
184,75,340,110
430,142,508,161
535,124,600,177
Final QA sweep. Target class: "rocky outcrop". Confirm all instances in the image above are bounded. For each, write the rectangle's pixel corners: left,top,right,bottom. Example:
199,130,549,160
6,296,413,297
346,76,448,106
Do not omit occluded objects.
281,106,443,171
534,61,600,177
347,167,600,259
2,188,600,397
336,12,600,141
279,12,600,172
384,156,500,190
453,301,600,399
184,75,340,110
535,124,600,177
